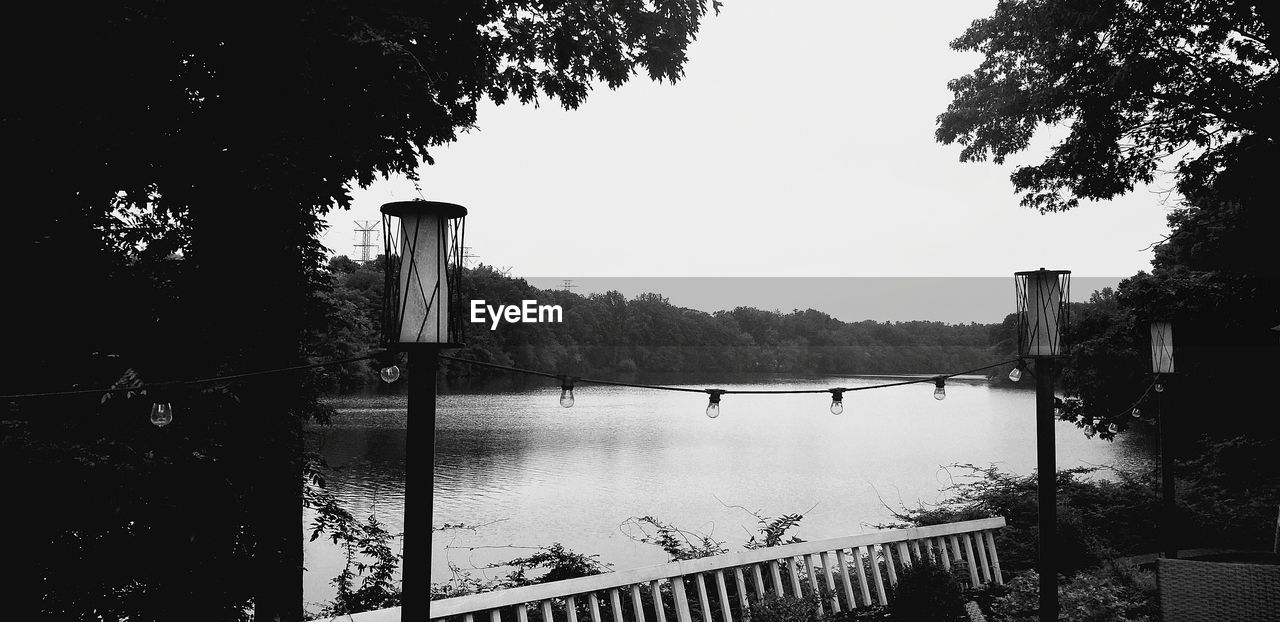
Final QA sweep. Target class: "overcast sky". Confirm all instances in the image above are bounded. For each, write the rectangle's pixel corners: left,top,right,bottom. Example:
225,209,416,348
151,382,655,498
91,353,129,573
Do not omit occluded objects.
320,1,1173,322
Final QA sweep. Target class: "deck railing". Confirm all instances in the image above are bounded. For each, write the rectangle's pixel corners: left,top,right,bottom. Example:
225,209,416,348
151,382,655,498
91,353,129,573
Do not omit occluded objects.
341,517,1005,622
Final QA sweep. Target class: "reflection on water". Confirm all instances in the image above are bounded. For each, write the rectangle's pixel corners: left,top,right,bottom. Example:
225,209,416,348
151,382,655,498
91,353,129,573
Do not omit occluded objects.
302,377,1155,611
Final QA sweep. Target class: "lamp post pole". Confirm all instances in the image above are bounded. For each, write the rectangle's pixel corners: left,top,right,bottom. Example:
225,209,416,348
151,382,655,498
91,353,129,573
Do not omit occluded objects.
1150,321,1176,559
1035,357,1057,621
1015,268,1070,622
405,346,440,620
379,200,468,621
1159,378,1175,559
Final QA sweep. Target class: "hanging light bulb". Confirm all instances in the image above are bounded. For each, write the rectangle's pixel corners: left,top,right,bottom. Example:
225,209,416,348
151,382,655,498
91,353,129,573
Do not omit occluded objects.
1008,361,1023,383
559,376,576,408
933,377,946,401
380,365,401,384
1108,422,1120,434
1132,407,1141,418
150,402,174,428
829,390,844,415
1154,382,1164,393
1083,423,1096,438
706,390,724,419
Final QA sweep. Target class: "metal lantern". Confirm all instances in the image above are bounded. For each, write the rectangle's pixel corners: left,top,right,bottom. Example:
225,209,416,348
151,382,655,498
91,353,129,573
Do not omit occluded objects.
381,200,467,348
1015,269,1071,357
1150,321,1175,374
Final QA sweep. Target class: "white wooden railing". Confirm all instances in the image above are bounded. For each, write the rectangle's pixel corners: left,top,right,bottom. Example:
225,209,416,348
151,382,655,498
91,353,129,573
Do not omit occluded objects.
338,517,1005,622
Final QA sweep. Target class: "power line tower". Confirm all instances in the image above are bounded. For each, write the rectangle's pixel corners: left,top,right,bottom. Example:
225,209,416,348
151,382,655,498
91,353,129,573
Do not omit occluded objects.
353,221,380,261
462,246,479,268
561,279,577,291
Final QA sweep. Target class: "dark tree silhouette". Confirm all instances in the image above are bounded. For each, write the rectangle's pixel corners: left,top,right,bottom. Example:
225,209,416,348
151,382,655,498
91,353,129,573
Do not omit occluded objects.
4,3,719,620
937,0,1279,212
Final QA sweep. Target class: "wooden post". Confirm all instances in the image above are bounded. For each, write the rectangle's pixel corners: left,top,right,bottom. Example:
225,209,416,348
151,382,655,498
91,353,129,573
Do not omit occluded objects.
1035,357,1057,622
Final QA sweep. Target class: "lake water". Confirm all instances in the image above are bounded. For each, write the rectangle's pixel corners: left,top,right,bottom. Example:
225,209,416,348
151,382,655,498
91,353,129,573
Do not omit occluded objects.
302,375,1154,612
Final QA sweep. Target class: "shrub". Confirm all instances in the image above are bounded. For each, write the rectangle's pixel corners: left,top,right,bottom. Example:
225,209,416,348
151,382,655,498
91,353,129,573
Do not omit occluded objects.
987,570,1152,622
745,594,824,622
885,560,966,622
881,464,1161,576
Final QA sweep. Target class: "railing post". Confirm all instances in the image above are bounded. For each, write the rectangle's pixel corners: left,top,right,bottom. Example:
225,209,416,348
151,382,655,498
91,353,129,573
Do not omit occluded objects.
985,531,1004,585
632,584,646,622
714,571,732,622
867,546,887,605
650,581,667,622
733,567,749,612
609,589,624,622
672,576,693,622
695,574,712,622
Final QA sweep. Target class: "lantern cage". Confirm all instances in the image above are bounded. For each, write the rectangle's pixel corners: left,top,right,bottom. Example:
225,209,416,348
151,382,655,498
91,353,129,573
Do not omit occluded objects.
1150,321,1174,374
381,200,467,349
1015,269,1071,358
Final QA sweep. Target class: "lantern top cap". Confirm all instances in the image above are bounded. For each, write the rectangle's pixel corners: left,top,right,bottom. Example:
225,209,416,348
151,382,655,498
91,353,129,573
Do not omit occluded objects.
380,200,468,219
1014,268,1071,277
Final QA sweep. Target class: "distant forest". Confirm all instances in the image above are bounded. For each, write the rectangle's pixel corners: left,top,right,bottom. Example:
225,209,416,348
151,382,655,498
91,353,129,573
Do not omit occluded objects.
314,257,1011,392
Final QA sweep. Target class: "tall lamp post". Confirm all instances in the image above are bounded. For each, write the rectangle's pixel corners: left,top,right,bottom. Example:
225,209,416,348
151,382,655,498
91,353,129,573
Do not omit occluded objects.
1015,268,1070,622
1150,321,1175,559
381,200,467,620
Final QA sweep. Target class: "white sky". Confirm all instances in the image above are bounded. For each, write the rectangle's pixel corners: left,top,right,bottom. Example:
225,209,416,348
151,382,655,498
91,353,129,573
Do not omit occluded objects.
320,1,1174,320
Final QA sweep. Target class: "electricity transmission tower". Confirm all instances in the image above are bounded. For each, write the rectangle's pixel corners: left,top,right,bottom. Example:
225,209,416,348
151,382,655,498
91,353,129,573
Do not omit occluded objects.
353,221,379,261
462,246,479,268
562,279,577,291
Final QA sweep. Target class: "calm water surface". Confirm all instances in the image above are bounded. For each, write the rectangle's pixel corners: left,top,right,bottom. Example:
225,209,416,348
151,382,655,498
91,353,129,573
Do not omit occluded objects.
302,376,1153,611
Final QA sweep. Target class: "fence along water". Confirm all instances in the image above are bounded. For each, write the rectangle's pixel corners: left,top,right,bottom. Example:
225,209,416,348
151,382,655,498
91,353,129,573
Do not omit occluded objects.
345,517,1006,622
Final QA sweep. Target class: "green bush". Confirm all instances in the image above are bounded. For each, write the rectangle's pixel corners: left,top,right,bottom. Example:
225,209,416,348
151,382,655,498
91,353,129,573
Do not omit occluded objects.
885,560,966,622
987,570,1153,622
882,464,1163,576
745,594,824,622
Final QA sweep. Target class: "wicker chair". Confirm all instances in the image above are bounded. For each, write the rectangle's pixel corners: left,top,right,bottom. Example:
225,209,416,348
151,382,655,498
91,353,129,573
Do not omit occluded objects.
1158,558,1280,621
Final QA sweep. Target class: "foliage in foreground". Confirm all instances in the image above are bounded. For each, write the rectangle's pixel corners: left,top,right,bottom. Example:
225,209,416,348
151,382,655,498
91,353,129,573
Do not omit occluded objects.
885,560,967,622
985,565,1157,622
746,595,826,622
881,464,1159,577
883,447,1280,580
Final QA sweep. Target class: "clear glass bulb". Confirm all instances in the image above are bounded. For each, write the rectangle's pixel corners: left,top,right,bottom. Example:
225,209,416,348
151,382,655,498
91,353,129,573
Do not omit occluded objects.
150,402,173,428
380,365,401,384
560,387,575,408
830,399,843,415
1108,422,1120,434
1083,424,1096,438
706,402,720,419
1132,407,1141,418
933,386,946,401
1154,383,1164,393
1008,367,1022,382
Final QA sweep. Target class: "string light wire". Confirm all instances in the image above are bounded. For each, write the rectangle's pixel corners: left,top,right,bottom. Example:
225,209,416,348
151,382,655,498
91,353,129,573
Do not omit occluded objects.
0,354,380,400
439,354,1022,395
3,352,1024,404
